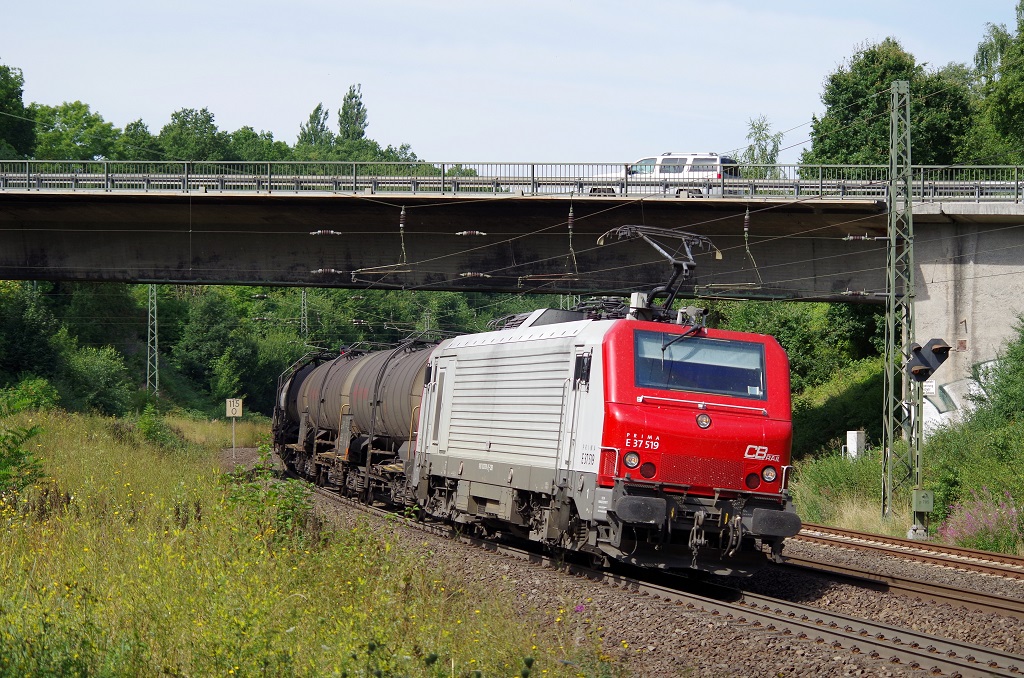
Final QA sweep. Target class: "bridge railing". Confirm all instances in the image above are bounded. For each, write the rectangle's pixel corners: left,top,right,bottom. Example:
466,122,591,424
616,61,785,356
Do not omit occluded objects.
0,160,1021,202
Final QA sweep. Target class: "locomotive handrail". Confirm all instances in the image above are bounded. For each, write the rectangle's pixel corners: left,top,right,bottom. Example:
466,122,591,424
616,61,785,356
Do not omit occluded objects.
636,394,768,416
407,405,420,454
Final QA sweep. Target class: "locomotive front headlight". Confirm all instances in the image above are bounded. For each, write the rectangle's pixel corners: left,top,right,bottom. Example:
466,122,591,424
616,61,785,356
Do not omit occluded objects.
762,466,778,483
623,452,641,468
696,413,712,429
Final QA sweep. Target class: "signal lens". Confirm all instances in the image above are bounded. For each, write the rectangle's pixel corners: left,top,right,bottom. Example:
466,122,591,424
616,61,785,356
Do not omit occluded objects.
762,466,778,483
623,452,641,468
696,413,712,429
639,462,656,479
745,473,760,490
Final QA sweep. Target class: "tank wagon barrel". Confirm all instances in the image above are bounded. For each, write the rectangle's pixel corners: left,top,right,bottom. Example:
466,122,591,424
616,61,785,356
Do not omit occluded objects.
298,347,429,440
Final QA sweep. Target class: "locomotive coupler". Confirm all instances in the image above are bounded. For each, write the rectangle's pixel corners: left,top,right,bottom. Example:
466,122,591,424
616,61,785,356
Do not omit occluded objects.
688,510,707,569
724,515,744,557
724,497,747,557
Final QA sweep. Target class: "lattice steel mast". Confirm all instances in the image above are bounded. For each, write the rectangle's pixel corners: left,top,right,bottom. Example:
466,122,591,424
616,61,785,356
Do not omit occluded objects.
146,284,159,395
881,81,920,518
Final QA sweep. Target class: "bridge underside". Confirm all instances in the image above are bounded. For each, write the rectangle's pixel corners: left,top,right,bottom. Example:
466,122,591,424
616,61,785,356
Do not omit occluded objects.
0,192,892,302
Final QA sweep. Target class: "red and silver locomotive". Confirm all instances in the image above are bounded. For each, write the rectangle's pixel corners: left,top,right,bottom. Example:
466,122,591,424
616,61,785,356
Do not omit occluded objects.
273,296,801,575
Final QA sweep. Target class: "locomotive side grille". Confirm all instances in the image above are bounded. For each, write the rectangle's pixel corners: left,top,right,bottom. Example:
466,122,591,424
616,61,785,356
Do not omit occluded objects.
446,348,570,466
658,455,742,488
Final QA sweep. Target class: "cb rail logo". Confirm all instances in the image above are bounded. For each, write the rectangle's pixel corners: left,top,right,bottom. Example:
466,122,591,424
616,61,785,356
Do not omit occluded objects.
744,445,781,462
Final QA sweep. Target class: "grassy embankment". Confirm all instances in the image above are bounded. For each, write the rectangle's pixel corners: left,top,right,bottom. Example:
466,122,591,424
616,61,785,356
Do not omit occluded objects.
790,352,1024,554
0,410,620,677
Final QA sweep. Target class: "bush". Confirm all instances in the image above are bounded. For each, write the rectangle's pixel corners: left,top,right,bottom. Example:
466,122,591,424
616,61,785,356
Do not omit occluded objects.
937,488,1024,554
135,404,183,450
0,379,47,498
0,422,43,497
223,444,320,547
52,329,134,416
0,377,59,414
791,448,886,524
920,319,1024,534
968,315,1024,422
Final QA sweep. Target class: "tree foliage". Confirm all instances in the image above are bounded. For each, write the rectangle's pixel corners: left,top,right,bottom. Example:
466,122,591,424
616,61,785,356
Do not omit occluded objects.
296,102,334,148
338,84,368,142
801,38,973,166
30,101,118,161
159,107,230,161
111,119,159,161
230,126,292,161
737,115,784,178
0,63,34,159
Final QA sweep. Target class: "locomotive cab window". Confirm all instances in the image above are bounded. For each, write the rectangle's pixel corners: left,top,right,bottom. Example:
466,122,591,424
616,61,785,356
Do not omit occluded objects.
634,331,766,399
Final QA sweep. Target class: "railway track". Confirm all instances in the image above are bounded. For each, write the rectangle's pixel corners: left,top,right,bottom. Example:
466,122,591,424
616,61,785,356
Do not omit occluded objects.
309,485,1024,677
780,556,1024,620
796,523,1024,580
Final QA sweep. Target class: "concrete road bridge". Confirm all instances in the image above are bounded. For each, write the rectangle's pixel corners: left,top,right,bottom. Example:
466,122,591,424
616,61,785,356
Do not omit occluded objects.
2,159,1024,419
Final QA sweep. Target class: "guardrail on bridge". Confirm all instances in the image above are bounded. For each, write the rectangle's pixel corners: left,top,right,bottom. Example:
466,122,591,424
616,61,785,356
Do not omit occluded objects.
2,160,1023,202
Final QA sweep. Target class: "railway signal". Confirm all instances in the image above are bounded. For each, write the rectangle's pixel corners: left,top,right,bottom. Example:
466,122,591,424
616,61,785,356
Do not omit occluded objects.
905,339,951,381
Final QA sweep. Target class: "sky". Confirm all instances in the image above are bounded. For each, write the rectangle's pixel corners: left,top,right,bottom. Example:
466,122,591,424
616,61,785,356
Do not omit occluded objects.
2,1,1019,164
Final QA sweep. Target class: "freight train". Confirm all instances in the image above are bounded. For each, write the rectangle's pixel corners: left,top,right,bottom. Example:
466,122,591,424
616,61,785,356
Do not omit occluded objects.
272,296,801,576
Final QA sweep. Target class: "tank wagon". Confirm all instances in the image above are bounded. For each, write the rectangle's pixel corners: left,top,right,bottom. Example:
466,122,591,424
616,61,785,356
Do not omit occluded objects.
273,301,801,576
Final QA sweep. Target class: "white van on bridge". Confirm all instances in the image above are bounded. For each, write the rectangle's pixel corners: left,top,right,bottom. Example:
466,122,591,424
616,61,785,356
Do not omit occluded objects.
585,152,741,197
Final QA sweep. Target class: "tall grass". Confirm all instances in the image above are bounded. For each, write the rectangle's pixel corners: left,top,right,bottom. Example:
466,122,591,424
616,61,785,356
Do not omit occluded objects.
0,410,617,677
791,447,912,536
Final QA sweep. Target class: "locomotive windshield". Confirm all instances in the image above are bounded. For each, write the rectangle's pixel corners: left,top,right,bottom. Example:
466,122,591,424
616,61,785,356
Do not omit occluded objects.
634,331,766,400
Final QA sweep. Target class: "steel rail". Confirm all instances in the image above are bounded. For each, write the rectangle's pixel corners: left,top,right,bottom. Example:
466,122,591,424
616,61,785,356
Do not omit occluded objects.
308,485,1024,676
797,523,1024,580
781,556,1024,620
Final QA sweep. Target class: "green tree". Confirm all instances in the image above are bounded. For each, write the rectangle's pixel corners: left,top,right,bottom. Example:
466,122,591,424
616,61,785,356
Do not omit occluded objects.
974,19,1016,92
800,38,973,166
338,84,368,142
51,282,145,353
171,291,239,383
737,115,783,178
0,284,62,385
52,332,134,416
0,62,34,158
229,126,292,161
30,101,118,160
159,107,230,161
969,315,1024,424
987,41,1024,144
295,103,334,151
111,119,159,160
